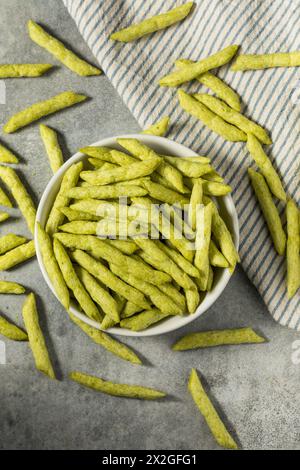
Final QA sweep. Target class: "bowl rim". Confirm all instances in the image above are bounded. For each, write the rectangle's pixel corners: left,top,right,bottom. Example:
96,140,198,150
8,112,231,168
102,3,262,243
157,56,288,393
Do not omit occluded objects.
35,133,239,337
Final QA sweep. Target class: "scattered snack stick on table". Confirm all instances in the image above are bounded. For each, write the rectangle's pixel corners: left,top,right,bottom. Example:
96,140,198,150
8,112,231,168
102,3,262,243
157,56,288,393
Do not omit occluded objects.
159,45,239,87
0,240,35,271
40,124,64,173
28,20,101,76
0,142,19,163
231,51,300,71
246,133,286,201
0,314,28,341
173,327,266,350
178,90,247,142
22,293,55,379
3,91,87,134
69,313,142,365
69,371,166,399
188,368,238,449
0,166,36,233
110,2,194,42
0,280,25,294
286,199,300,298
0,234,27,256
248,168,286,256
0,64,52,78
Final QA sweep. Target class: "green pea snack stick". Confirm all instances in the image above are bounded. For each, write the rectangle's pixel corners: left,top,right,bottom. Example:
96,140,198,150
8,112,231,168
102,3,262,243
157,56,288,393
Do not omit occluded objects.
22,293,55,378
0,143,19,163
4,91,87,133
175,59,241,111
194,202,213,290
142,116,170,136
158,242,200,278
159,282,187,311
101,161,119,171
80,157,161,185
80,146,114,161
154,161,187,194
120,309,170,331
66,184,147,200
138,248,193,300
202,170,224,183
0,240,35,271
188,179,203,231
0,314,28,341
28,20,101,76
131,197,195,262
113,292,126,316
117,138,186,193
162,203,195,241
160,44,239,87
69,313,141,365
142,179,189,205
200,179,232,197
59,207,100,222
100,315,117,330
110,149,137,166
59,219,149,238
70,371,166,399
122,302,143,319
163,155,212,178
110,2,194,42
177,155,211,164
106,239,138,256
194,94,271,145
0,234,26,255
231,51,300,71
0,166,36,233
88,158,105,169
0,211,9,222
209,240,229,268
40,125,64,173
70,198,120,217
173,327,266,350
151,172,189,193
0,281,25,294
0,208,10,221
286,200,300,298
46,161,83,235
248,169,286,256
178,90,247,142
37,223,70,310
0,187,12,208
0,64,52,78
247,133,286,201
188,369,238,449
203,197,239,269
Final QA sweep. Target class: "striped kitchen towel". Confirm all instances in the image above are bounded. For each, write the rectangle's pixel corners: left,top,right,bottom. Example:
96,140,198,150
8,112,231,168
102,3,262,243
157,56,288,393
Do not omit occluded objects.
63,0,300,329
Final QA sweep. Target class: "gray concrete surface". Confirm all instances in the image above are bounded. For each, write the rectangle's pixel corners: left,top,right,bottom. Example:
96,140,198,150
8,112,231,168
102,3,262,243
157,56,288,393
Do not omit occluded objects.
0,0,299,451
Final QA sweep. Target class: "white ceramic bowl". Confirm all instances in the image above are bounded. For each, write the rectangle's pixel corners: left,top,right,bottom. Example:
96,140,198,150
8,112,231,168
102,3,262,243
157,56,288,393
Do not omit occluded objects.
35,134,239,337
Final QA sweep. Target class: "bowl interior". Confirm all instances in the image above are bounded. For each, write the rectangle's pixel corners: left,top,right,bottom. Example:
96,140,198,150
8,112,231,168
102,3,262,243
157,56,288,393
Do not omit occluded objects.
35,134,239,337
